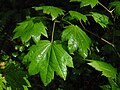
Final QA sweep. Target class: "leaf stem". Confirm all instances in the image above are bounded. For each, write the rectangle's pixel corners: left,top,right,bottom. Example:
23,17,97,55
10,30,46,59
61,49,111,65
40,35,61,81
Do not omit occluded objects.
62,19,73,25
79,21,120,58
51,21,56,43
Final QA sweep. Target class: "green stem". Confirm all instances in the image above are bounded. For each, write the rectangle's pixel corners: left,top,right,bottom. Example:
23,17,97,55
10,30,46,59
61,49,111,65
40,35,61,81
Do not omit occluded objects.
51,21,56,43
62,19,73,25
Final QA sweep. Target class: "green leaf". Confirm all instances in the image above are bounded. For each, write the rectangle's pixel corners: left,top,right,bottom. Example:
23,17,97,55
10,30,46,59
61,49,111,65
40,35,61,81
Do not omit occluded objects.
109,1,120,16
91,12,109,28
69,11,87,23
62,25,91,58
108,78,120,90
0,74,7,90
33,6,64,21
70,0,98,8
100,85,111,90
13,18,48,43
88,60,117,79
5,62,31,90
23,40,73,86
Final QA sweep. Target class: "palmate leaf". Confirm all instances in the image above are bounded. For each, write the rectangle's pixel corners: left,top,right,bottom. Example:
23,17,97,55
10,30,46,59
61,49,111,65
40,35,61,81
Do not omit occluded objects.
91,12,109,28
23,40,73,86
13,18,48,43
70,0,98,8
88,60,117,79
109,1,120,16
33,6,64,21
62,25,91,58
69,11,87,23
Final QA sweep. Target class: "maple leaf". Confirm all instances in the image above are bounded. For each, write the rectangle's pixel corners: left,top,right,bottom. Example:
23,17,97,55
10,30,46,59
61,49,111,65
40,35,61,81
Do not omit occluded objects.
91,12,109,28
23,40,73,86
62,25,91,58
13,18,48,43
69,11,87,23
33,6,64,20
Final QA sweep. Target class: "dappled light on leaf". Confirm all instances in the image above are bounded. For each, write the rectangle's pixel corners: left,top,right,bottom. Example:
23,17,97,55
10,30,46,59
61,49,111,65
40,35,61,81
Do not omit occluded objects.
23,40,73,86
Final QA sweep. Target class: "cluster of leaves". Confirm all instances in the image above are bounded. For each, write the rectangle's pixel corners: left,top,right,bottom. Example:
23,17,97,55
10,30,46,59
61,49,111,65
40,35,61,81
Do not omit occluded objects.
0,0,120,90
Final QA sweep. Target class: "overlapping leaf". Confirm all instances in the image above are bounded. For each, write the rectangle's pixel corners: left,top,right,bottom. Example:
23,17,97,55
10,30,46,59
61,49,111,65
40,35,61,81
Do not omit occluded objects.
62,25,91,58
70,0,98,8
23,40,73,86
91,12,109,28
33,6,64,20
88,60,117,79
5,63,31,90
0,74,6,90
69,11,87,23
109,1,120,16
13,18,48,43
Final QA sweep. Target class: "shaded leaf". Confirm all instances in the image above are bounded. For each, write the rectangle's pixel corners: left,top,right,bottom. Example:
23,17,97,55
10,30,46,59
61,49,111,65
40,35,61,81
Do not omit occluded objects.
100,85,111,90
88,60,117,79
91,12,109,28
5,62,31,90
109,1,120,16
33,6,64,20
69,11,87,23
13,18,48,43
23,40,73,86
70,0,98,8
62,25,91,58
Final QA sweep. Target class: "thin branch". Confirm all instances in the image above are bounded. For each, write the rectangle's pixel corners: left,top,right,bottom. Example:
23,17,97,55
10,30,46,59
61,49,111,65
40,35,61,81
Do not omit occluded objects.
98,1,114,19
79,21,120,58
51,21,56,43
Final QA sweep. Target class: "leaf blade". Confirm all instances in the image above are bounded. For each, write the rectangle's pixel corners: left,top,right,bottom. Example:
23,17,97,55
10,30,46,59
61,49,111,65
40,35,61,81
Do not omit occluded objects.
88,60,117,79
91,12,109,28
33,6,64,20
69,11,87,23
62,25,91,58
13,18,48,43
23,40,73,86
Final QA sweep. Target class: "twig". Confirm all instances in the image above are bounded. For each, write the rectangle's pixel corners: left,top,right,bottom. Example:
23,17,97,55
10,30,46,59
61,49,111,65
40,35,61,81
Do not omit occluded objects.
98,1,115,19
79,21,120,58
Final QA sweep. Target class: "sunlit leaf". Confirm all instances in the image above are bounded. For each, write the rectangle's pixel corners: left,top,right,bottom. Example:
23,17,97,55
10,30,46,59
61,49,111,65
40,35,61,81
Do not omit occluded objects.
13,18,48,43
62,25,91,58
109,1,120,16
23,40,73,86
33,6,64,20
108,78,119,90
0,74,6,90
91,12,109,28
88,60,117,79
69,11,87,23
70,0,98,8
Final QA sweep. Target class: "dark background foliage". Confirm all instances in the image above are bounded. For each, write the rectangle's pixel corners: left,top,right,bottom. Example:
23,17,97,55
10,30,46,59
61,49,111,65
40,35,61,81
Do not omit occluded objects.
0,0,120,90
